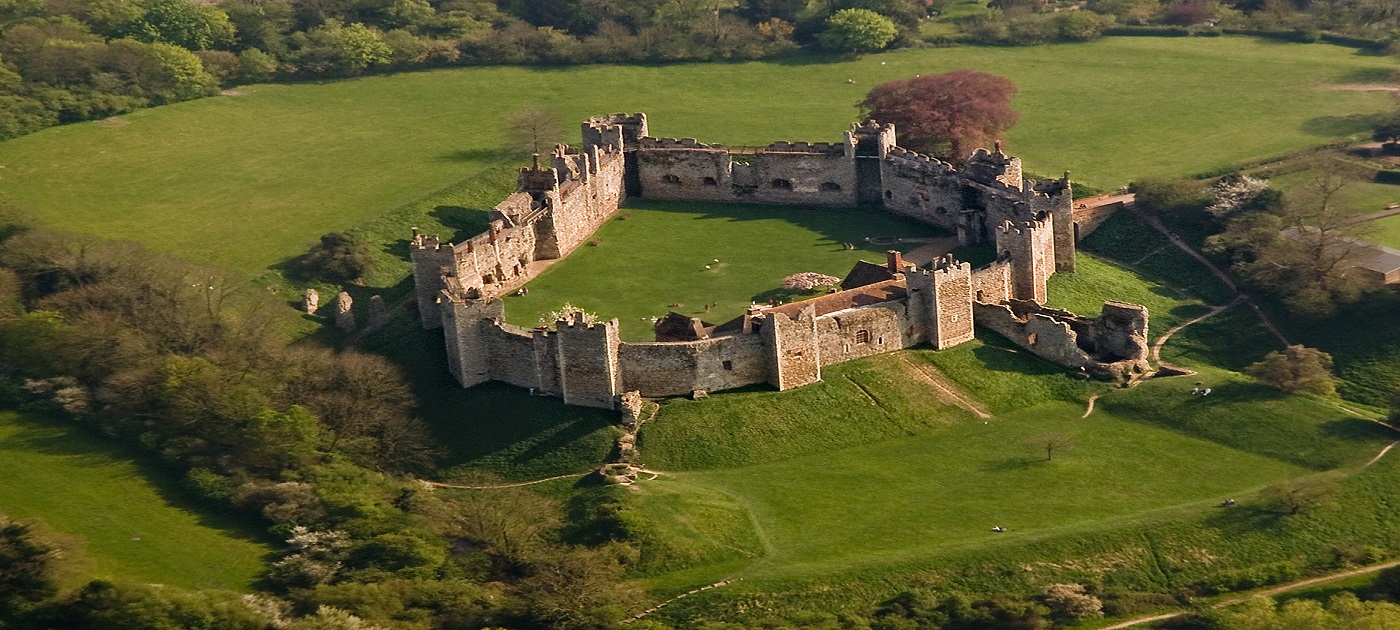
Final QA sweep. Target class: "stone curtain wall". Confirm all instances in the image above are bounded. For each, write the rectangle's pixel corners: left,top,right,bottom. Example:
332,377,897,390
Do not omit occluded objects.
972,299,1150,381
619,335,769,396
410,113,1149,410
816,302,910,366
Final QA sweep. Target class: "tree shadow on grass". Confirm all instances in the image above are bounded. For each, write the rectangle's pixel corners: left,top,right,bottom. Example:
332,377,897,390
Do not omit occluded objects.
981,456,1044,472
1333,67,1397,83
1301,114,1381,138
0,413,279,577
1201,502,1288,535
1318,417,1399,443
435,147,516,163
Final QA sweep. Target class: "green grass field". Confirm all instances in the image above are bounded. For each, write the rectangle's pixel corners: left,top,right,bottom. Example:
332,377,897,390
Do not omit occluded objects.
0,37,1391,279
506,200,943,341
617,253,1400,621
0,412,271,590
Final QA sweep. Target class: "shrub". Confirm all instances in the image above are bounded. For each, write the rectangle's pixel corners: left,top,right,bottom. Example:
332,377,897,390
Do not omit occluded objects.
296,232,374,284
1245,345,1336,397
184,466,235,502
1042,583,1103,620
1199,561,1301,594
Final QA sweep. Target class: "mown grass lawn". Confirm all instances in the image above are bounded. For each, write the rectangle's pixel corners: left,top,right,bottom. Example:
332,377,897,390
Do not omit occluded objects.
507,200,942,341
0,37,1390,277
0,412,271,590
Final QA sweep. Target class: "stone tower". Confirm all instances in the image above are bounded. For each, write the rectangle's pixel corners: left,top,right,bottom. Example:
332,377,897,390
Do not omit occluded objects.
907,255,975,349
1031,172,1076,273
441,296,504,387
410,231,455,329
555,315,622,409
997,218,1055,304
764,306,821,390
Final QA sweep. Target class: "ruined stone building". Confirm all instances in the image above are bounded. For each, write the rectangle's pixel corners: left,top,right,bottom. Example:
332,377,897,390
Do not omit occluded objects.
410,114,1150,410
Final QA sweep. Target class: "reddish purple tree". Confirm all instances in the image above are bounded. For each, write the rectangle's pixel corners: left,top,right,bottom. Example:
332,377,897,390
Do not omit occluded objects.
859,69,1019,163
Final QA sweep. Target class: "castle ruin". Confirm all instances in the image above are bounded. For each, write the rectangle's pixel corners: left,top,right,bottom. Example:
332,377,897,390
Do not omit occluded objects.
410,114,1150,409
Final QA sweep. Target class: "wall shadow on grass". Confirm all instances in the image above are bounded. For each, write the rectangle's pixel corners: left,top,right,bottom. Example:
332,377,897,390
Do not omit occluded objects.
357,321,619,481
627,199,952,257
428,204,494,244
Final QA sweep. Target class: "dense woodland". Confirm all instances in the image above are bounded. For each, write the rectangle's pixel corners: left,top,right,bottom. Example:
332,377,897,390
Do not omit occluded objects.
1,0,1399,140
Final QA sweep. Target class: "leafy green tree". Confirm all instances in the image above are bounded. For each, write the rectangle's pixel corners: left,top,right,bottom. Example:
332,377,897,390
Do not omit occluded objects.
236,47,279,81
120,0,237,50
1055,9,1112,40
817,8,897,52
0,514,58,615
217,0,295,53
54,580,273,628
296,232,374,282
1204,157,1375,318
1245,345,1337,396
288,20,391,76
1375,108,1400,144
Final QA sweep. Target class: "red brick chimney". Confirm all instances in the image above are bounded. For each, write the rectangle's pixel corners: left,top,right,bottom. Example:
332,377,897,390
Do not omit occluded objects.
886,250,905,272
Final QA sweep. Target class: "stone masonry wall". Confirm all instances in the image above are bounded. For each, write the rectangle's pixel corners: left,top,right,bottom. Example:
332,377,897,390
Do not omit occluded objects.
815,302,909,367
451,221,539,299
537,150,627,258
765,307,822,390
618,334,768,396
925,259,975,349
634,144,858,207
419,113,1104,407
409,234,455,328
970,261,1012,305
556,318,622,409
971,299,1150,381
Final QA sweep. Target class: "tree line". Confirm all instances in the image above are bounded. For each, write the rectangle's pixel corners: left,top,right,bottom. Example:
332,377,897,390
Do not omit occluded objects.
4,0,1399,141
0,213,650,628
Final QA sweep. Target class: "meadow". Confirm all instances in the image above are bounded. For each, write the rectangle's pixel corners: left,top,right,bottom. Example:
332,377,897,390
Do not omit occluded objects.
624,256,1400,622
3,33,1399,623
0,37,1392,280
0,412,270,591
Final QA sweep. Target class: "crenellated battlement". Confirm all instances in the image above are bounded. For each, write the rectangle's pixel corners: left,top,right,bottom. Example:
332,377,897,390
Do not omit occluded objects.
763,140,845,155
409,112,1116,410
635,137,715,149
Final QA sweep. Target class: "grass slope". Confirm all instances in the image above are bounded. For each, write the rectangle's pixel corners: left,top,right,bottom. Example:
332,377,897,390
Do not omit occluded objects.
626,253,1399,622
0,412,270,590
0,37,1391,276
680,402,1308,579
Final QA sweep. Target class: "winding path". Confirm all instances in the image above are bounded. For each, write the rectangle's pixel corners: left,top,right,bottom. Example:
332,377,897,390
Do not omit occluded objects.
1101,556,1400,629
1150,297,1243,372
1128,203,1291,347
1101,436,1400,629
1081,394,1100,418
421,473,585,490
